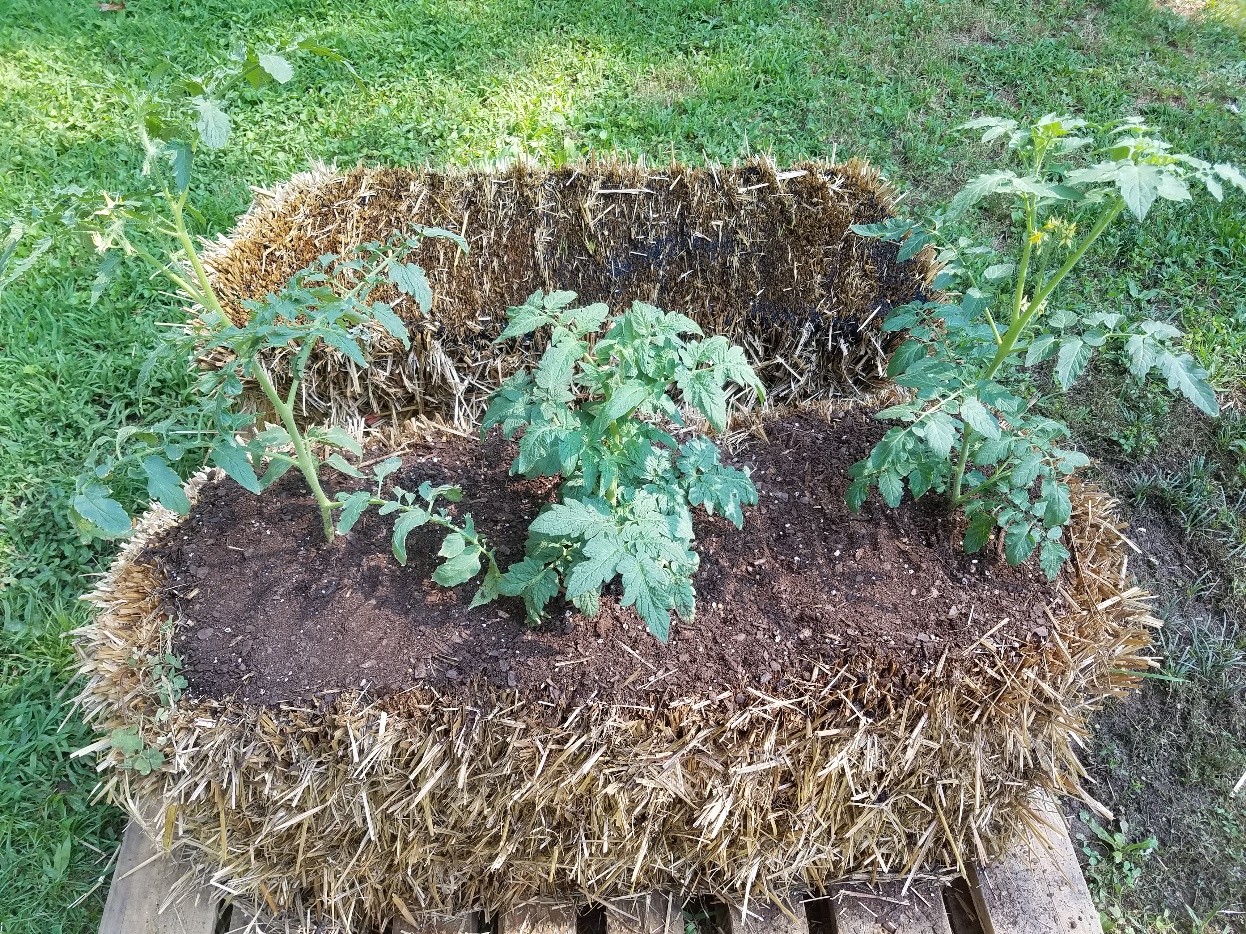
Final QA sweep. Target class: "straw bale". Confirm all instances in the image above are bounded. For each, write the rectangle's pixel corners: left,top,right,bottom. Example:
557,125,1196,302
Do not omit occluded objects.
75,419,1156,931
200,157,938,426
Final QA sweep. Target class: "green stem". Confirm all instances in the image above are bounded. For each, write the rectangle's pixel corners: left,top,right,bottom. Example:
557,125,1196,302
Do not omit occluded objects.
251,367,336,541
946,195,1127,508
165,192,228,319
950,426,975,505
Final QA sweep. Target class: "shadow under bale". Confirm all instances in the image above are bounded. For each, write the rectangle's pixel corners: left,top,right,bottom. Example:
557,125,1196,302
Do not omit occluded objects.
202,157,937,427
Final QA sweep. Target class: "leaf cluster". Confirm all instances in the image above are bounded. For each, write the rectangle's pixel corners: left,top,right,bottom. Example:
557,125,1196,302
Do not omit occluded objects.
71,228,460,536
480,292,764,640
848,114,1239,578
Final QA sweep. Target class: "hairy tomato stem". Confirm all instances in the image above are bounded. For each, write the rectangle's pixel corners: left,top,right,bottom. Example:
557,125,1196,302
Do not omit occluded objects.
252,367,336,542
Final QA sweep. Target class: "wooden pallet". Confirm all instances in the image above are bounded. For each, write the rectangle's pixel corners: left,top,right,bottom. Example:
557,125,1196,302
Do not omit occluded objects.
99,795,1101,934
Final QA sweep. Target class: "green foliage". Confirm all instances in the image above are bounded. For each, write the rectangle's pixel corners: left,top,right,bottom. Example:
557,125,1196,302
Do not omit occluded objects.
849,115,1243,577
481,291,763,640
72,231,460,543
1078,811,1158,897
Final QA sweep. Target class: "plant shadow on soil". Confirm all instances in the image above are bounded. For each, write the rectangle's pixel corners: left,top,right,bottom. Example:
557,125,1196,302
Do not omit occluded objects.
1052,361,1246,929
151,413,1058,709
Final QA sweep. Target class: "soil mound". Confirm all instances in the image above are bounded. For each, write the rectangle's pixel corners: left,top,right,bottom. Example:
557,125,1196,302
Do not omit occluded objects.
156,414,1059,707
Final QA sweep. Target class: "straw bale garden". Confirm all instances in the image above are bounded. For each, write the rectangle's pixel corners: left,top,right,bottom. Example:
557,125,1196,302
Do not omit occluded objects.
4,1,1246,932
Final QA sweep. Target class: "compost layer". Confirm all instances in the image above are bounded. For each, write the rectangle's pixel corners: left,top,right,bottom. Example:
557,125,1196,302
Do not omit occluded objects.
156,414,1058,707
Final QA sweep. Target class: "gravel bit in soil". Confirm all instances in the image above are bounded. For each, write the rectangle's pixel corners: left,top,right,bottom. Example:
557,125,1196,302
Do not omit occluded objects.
152,414,1060,707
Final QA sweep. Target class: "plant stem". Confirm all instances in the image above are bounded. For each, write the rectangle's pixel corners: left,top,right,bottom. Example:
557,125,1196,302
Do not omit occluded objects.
950,426,975,505
946,195,1127,505
251,366,336,541
164,190,229,320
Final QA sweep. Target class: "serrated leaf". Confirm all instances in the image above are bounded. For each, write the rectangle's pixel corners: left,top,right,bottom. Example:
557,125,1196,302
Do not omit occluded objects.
682,367,728,432
370,302,410,348
434,545,482,587
469,561,502,609
959,396,1001,440
1214,162,1246,192
211,442,262,493
73,482,132,537
311,425,363,456
391,508,429,565
388,262,433,314
983,263,1016,281
619,555,673,642
1039,539,1070,579
142,456,190,514
963,511,994,554
1117,163,1160,221
919,411,958,458
887,340,926,378
529,498,613,538
948,170,1017,218
846,476,870,512
194,99,230,150
878,468,904,508
1055,336,1093,389
535,336,580,394
566,534,626,597
1025,333,1058,367
322,330,368,367
1157,352,1219,416
1041,479,1072,527
257,53,293,83
1004,523,1037,566
335,490,372,534
373,456,402,485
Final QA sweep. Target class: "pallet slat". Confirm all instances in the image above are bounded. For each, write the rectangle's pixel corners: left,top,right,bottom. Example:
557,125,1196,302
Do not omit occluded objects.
98,821,220,934
832,882,952,934
966,795,1103,934
501,904,577,934
604,894,687,934
726,897,807,934
394,913,480,934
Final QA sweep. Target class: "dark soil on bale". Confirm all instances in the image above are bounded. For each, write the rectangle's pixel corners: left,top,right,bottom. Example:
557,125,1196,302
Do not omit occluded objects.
153,414,1059,707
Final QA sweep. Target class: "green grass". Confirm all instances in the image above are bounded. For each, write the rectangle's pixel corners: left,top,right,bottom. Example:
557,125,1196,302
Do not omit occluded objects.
2,0,1245,930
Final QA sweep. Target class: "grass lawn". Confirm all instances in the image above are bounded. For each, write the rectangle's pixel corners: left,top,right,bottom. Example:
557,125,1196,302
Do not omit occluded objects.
2,0,1245,930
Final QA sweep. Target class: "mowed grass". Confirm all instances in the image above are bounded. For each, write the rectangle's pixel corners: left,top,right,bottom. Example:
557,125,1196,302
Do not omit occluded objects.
2,0,1245,930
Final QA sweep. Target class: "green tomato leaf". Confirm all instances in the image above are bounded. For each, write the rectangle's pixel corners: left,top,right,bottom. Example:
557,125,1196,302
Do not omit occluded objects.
434,545,483,587
1004,523,1038,566
370,301,410,348
311,425,364,456
71,485,131,537
878,468,904,508
1116,163,1160,221
257,53,293,84
959,396,1001,440
1055,336,1093,389
963,511,994,554
194,99,230,150
918,411,958,459
326,453,365,478
142,456,190,514
391,507,430,565
211,442,262,493
388,262,434,314
335,490,372,534
1039,539,1070,580
1157,352,1219,416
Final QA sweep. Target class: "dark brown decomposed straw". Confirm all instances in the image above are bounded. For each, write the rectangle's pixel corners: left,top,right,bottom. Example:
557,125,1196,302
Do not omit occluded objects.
75,408,1155,932
199,157,938,428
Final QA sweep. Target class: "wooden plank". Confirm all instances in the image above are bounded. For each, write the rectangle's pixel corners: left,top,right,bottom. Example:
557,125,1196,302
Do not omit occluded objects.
967,795,1103,934
500,904,577,934
394,913,479,934
725,896,807,934
832,882,952,934
99,820,220,934
604,894,687,934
